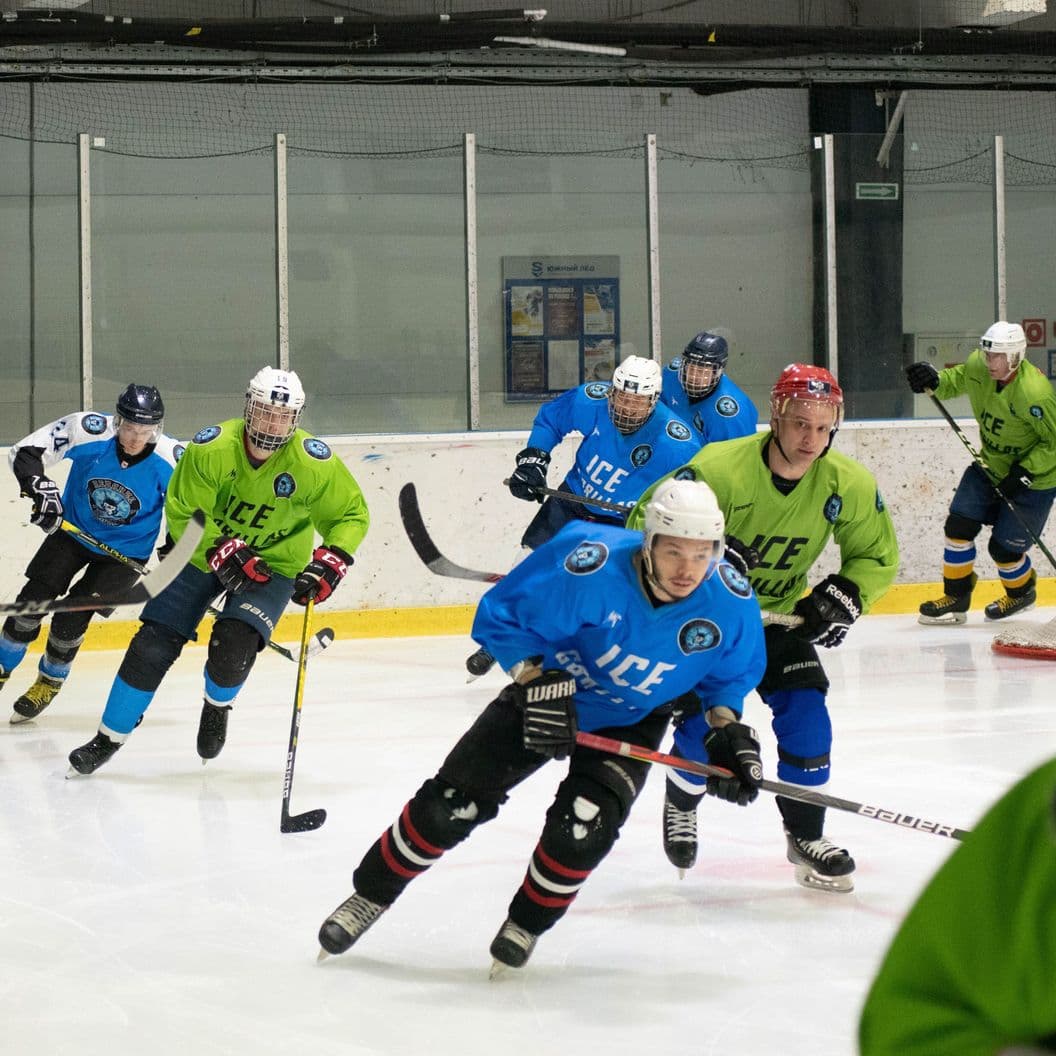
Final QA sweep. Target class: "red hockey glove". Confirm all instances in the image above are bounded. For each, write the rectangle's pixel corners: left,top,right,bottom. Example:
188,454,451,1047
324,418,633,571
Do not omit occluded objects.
292,545,353,605
206,537,272,594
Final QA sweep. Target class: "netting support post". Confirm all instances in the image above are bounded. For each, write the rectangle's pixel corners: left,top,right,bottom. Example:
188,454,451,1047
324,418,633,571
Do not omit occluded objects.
464,132,480,430
821,132,839,378
77,132,94,411
992,135,1007,324
645,133,662,364
274,133,290,370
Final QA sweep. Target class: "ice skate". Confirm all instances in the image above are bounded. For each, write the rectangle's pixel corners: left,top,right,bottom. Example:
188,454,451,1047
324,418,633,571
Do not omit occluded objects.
985,575,1037,621
785,831,855,893
10,673,63,724
465,646,496,680
662,793,698,878
197,701,231,762
317,892,388,960
489,918,539,978
918,573,976,626
67,731,122,776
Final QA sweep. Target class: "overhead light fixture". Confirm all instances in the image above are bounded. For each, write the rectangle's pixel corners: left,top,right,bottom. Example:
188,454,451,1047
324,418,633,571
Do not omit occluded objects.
494,35,627,56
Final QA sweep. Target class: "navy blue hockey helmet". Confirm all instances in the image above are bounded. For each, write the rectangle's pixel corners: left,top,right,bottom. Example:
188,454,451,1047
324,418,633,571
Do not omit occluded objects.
115,384,164,438
680,331,729,398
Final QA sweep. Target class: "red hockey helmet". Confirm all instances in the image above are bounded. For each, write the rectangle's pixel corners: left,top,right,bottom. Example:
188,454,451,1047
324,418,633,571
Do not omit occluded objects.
770,363,844,429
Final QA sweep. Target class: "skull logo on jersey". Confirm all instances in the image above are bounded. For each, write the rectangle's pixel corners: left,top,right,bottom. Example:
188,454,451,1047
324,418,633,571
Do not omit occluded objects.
584,382,610,400
87,478,141,526
823,494,843,524
273,472,297,499
630,444,653,468
678,618,722,654
302,438,332,461
563,541,609,575
82,413,107,435
716,396,739,418
193,425,222,445
718,563,752,598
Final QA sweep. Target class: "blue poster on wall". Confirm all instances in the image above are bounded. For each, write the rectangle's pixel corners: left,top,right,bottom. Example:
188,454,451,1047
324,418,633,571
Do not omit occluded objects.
503,255,620,403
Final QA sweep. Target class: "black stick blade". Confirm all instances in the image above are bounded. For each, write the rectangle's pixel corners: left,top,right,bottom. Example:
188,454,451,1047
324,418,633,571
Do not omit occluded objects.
281,808,327,833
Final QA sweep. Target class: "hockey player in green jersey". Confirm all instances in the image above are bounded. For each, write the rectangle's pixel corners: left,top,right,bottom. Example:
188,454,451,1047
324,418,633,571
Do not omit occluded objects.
68,367,369,776
859,755,1056,1055
628,363,898,892
907,321,1056,624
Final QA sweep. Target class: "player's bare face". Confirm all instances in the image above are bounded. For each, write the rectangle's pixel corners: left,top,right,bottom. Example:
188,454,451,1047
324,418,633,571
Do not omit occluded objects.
116,421,155,456
771,400,836,478
984,350,1014,381
648,535,719,600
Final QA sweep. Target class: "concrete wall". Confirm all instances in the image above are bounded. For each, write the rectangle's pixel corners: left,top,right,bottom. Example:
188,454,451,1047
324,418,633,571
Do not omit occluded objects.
3,417,1047,618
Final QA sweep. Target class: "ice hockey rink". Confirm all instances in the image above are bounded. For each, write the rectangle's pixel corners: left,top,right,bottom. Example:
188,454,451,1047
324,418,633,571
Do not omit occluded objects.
3,610,1054,1056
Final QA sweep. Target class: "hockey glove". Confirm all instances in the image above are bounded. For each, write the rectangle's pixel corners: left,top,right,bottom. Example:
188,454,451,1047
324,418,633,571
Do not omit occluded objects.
508,447,551,503
723,534,759,578
292,545,353,606
515,669,578,759
667,690,703,729
206,537,273,595
702,721,763,806
905,361,940,394
997,462,1033,499
24,475,63,534
792,573,862,649
156,533,175,562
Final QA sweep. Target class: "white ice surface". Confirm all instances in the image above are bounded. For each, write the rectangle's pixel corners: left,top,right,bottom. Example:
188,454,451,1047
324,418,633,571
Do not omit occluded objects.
3,612,1055,1056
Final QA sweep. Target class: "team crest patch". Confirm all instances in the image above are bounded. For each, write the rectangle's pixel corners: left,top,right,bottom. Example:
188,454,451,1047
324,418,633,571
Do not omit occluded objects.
82,413,107,435
875,490,885,513
1031,405,1044,419
668,357,682,372
584,382,610,400
678,618,722,655
630,444,653,468
718,563,752,598
274,472,296,498
87,478,141,526
716,396,739,418
173,444,185,462
563,541,608,575
673,465,698,481
302,437,332,460
823,493,843,524
666,420,692,441
193,425,221,445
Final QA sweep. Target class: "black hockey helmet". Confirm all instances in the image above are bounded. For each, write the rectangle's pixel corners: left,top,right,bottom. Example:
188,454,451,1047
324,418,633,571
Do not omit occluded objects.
116,383,165,426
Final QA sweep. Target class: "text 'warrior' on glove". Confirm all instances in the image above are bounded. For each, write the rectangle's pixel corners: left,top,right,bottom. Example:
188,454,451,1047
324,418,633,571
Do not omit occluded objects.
514,669,578,760
792,573,862,649
508,447,551,503
292,545,353,606
702,721,763,806
206,537,273,595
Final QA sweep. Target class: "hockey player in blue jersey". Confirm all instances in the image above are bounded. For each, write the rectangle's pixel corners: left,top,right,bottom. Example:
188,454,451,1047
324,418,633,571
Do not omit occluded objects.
661,331,758,445
318,478,767,975
1,385,181,722
508,355,697,549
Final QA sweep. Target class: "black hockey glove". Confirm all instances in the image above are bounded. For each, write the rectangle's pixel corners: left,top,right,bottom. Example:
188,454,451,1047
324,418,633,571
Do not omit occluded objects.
24,474,63,534
514,669,578,759
206,536,273,595
792,573,862,649
997,462,1033,499
292,545,353,605
723,534,759,578
156,533,175,562
702,721,763,806
905,361,940,394
667,690,703,729
508,447,551,503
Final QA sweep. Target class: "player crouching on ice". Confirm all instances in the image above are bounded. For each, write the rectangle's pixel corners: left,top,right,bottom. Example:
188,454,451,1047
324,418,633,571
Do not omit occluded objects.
318,478,767,975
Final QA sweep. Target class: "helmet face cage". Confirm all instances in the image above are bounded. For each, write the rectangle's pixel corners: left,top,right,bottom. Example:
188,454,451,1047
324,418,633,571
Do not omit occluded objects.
769,364,844,433
115,384,164,444
642,479,726,582
608,356,662,434
244,368,306,451
680,332,729,398
980,322,1027,372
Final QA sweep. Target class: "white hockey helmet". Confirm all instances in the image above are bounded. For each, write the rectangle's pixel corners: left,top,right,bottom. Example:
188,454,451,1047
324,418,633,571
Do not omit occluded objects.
980,321,1027,372
244,367,306,451
608,355,662,434
642,477,726,581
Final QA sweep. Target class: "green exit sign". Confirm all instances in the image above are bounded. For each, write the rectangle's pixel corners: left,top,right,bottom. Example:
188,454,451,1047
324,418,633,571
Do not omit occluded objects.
856,182,900,200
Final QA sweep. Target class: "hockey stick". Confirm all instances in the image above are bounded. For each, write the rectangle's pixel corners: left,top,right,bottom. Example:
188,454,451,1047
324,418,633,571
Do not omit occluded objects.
280,597,326,833
501,479,629,517
0,511,206,617
57,520,335,664
929,392,1056,572
575,731,969,841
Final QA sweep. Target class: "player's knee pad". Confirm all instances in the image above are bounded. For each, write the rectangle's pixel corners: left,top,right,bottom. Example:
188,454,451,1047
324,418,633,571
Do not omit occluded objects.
763,687,833,787
407,777,500,850
541,776,624,871
945,512,982,541
206,619,261,688
987,536,1025,565
117,620,185,692
2,580,54,643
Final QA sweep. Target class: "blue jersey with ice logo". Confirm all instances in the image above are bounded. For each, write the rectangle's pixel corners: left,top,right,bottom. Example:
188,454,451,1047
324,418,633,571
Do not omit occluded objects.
9,411,183,562
471,522,765,732
525,381,697,518
661,362,758,445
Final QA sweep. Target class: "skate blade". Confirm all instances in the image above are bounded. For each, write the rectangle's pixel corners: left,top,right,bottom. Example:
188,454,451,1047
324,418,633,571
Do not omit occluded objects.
793,864,854,893
489,959,517,980
9,711,34,725
65,765,89,780
316,947,331,963
917,612,967,626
